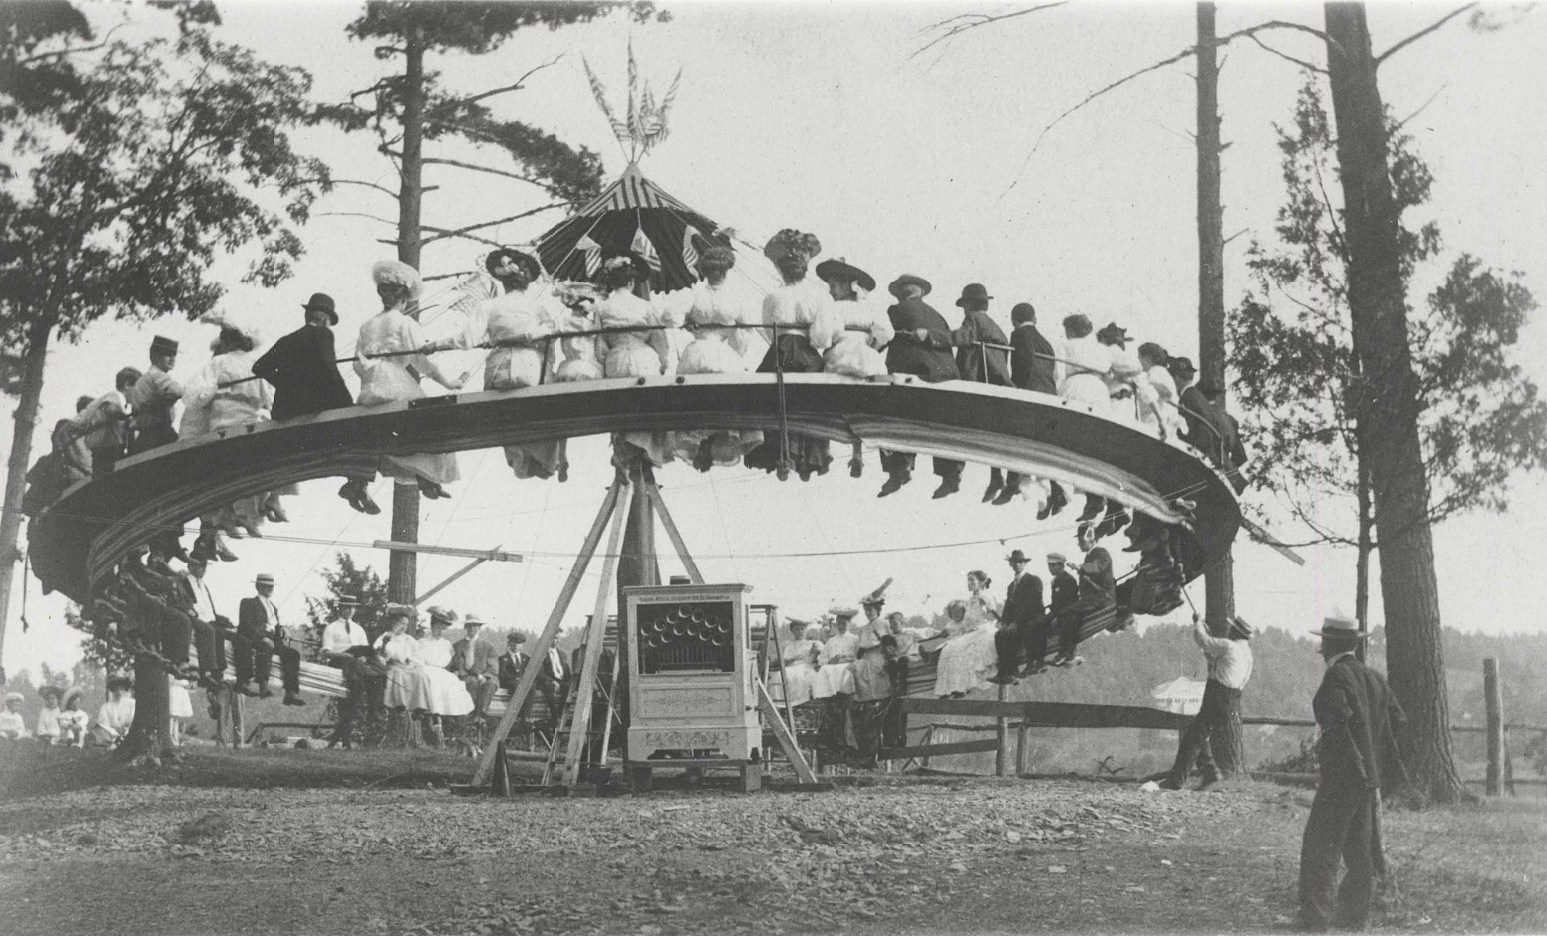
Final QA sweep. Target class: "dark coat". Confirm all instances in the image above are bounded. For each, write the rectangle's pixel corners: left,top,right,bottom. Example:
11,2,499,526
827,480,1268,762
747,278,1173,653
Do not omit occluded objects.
237,595,279,642
496,650,529,693
1177,384,1211,451
1049,570,1079,616
252,324,354,422
1314,655,1407,791
1001,571,1046,628
1010,324,1057,395
451,637,497,680
952,309,1011,386
885,297,960,383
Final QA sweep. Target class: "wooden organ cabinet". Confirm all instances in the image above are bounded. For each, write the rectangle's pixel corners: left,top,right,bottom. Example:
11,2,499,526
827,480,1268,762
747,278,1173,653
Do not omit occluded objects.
623,583,762,789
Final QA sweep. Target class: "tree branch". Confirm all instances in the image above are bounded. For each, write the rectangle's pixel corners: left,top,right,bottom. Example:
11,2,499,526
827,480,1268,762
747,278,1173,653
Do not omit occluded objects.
325,178,400,199
419,156,561,195
1393,84,1448,131
912,2,1072,60
1246,33,1326,74
1376,3,1479,65
421,204,564,245
318,210,398,227
455,55,565,106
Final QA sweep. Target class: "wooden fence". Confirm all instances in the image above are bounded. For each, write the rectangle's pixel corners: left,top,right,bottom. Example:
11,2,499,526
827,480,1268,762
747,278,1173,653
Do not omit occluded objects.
880,658,1545,793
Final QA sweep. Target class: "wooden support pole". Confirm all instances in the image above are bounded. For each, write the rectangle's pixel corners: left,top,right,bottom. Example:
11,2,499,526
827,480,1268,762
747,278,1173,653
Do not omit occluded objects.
756,680,817,784
469,478,624,788
1485,658,1504,797
1017,723,1029,776
995,682,1009,777
562,484,633,787
643,481,703,585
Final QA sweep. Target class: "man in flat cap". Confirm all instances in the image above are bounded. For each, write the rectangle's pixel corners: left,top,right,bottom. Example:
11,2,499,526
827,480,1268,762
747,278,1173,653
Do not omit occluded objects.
127,336,183,455
878,274,964,499
253,291,380,515
1297,616,1406,933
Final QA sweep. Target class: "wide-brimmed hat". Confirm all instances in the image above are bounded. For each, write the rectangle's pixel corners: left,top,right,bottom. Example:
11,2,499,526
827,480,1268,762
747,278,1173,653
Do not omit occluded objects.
3,691,22,705
372,259,423,299
829,605,859,618
1228,615,1255,639
815,258,876,293
1312,615,1367,641
888,274,933,298
302,292,339,324
461,612,486,628
786,617,812,629
62,686,85,707
956,283,992,307
383,602,416,620
38,685,63,702
1169,356,1197,376
1006,549,1030,565
254,573,275,587
426,605,459,625
150,335,178,357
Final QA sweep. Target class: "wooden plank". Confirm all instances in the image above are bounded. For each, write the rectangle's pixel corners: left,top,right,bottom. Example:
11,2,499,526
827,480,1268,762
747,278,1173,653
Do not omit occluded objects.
470,478,622,788
372,541,523,562
757,680,817,784
878,738,1000,761
643,481,703,585
1486,658,1504,797
561,485,632,787
899,698,1192,731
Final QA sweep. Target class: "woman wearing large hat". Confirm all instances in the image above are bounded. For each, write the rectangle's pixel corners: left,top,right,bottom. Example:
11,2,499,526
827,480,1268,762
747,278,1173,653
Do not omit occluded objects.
811,257,893,477
744,229,834,481
592,253,677,469
772,618,823,707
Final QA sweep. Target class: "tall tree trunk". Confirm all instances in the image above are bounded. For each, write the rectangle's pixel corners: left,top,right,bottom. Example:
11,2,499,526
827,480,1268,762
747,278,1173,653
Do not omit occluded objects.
1324,1,1463,802
119,657,174,760
1195,0,1244,778
388,26,426,606
0,318,55,681
1355,459,1372,664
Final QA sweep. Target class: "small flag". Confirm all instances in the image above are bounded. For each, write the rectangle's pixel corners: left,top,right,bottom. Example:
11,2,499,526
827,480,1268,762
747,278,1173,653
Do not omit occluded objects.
575,234,603,276
631,224,661,272
681,224,702,270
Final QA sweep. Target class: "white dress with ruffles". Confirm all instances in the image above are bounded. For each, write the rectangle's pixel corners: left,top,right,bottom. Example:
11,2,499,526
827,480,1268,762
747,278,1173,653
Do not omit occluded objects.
355,309,461,486
595,290,674,465
933,594,1002,697
481,289,563,478
658,281,764,464
810,295,893,378
1058,336,1114,415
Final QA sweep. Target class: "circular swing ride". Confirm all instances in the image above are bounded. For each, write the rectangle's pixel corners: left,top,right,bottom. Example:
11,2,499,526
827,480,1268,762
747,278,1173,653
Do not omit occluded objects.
23,157,1242,790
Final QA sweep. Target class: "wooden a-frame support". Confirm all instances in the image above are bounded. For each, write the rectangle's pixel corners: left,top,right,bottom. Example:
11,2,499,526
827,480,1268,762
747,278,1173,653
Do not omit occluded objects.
469,467,815,790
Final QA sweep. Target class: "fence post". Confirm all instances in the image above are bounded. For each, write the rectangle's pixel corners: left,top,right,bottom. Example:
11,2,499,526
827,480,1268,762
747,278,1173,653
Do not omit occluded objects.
995,683,1009,777
1016,723,1029,776
1485,658,1504,797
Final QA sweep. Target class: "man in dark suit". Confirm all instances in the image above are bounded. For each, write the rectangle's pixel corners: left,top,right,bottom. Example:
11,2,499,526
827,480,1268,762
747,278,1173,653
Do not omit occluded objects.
252,292,379,515
1298,617,1407,933
1197,380,1249,494
949,284,1015,504
534,644,569,734
236,573,304,705
1007,302,1068,515
990,549,1046,684
879,274,964,499
451,613,499,717
496,632,530,694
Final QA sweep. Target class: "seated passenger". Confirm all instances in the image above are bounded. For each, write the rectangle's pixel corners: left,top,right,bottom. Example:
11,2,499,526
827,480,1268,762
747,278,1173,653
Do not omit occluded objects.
1137,342,1183,438
933,571,1001,698
452,613,499,718
775,618,821,707
594,254,674,469
812,607,859,700
34,685,64,744
59,687,89,747
479,248,566,480
812,257,890,477
661,246,764,470
877,274,964,499
1046,527,1116,669
127,336,183,456
80,368,141,476
496,631,530,694
356,261,466,500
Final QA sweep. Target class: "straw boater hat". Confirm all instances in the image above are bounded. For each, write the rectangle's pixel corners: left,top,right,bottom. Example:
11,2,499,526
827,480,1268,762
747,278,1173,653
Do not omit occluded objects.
461,612,486,628
337,594,359,607
1312,615,1367,641
255,573,275,587
1227,616,1255,639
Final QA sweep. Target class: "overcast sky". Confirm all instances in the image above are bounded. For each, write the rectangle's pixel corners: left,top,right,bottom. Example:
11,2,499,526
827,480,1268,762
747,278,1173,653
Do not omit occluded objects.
5,0,1546,678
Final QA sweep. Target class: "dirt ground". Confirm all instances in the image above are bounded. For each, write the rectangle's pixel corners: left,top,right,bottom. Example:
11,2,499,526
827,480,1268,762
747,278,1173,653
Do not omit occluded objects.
0,748,1543,935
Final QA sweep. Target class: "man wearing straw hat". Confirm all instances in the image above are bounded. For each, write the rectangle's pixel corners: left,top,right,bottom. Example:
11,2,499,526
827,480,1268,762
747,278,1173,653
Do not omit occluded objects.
1297,615,1407,933
1159,612,1254,791
236,573,305,706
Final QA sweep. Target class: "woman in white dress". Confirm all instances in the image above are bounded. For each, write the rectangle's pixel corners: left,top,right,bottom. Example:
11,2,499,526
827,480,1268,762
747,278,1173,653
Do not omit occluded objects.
593,255,675,468
1097,322,1146,423
773,618,822,707
933,571,1002,698
377,606,434,714
1058,314,1113,413
415,616,475,719
478,248,564,480
743,229,833,481
812,609,859,700
1137,342,1183,438
552,283,605,383
167,676,193,746
812,258,893,477
356,260,467,499
659,246,764,469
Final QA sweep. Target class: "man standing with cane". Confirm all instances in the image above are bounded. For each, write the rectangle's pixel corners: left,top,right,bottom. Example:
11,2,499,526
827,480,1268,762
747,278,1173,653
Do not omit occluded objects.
1296,616,1406,932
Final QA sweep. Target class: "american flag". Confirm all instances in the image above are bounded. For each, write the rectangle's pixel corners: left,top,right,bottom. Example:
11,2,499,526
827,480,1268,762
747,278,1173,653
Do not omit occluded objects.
681,224,702,270
575,234,604,275
631,224,662,272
